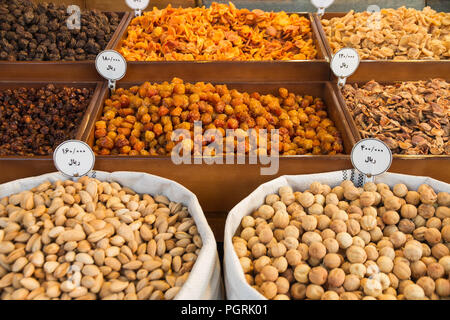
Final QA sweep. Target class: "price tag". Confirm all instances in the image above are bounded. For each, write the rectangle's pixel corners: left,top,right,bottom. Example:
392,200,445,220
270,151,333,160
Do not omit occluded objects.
95,50,127,92
53,140,95,178
311,0,334,16
351,139,392,181
330,48,360,88
125,0,149,16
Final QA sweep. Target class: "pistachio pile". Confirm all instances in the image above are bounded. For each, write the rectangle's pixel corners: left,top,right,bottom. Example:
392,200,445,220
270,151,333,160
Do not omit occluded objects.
0,177,202,300
233,181,450,300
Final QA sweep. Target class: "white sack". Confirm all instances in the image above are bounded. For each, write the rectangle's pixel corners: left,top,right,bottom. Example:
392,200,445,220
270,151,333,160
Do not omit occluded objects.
0,171,223,300
224,169,450,300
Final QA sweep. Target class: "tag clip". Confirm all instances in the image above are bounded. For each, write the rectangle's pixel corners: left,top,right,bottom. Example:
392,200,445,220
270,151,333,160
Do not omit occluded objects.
134,9,142,17
337,76,347,88
108,79,116,92
317,7,325,17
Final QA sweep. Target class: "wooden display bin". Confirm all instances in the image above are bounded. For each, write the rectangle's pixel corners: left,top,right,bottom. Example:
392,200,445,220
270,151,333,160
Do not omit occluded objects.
112,13,332,83
0,12,131,82
313,13,450,80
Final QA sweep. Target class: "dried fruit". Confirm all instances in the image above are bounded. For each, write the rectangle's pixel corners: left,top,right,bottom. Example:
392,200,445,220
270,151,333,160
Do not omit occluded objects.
342,79,449,155
0,84,93,156
93,78,344,156
322,7,450,60
0,0,120,61
118,3,317,61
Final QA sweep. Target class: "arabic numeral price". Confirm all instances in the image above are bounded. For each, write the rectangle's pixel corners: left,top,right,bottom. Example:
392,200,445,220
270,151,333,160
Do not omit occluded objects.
107,65,116,71
340,62,348,69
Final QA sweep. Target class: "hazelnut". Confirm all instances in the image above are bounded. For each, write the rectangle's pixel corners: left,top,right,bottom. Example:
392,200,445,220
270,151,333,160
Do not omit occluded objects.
272,256,288,273
252,243,267,258
294,264,310,283
405,191,420,206
435,278,450,297
384,196,402,211
363,278,382,297
265,194,280,206
308,242,326,260
360,192,375,207
424,228,441,245
242,216,256,228
273,211,289,229
323,238,339,253
431,243,449,260
346,245,367,264
390,231,407,248
383,210,400,225
343,186,360,201
259,281,277,299
393,184,408,198
393,262,411,280
418,185,437,204
285,249,302,267
305,284,324,300
321,291,339,300
343,274,361,291
410,260,427,279
326,193,339,206
360,215,377,231
438,256,450,274
308,203,323,215
416,276,435,296
403,243,423,262
328,268,345,287
404,284,425,300
298,192,315,208
275,277,290,294
308,266,328,285
336,232,353,249
258,205,275,220
427,262,444,279
258,227,273,244
309,182,323,195
301,215,317,231
254,256,271,273
437,192,450,206
290,283,306,299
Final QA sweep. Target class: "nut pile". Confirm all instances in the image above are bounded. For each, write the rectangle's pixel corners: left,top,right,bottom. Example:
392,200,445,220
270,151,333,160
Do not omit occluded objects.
93,78,344,156
0,177,202,300
342,79,449,155
0,84,93,156
322,7,450,60
118,2,318,61
233,181,450,300
0,0,120,61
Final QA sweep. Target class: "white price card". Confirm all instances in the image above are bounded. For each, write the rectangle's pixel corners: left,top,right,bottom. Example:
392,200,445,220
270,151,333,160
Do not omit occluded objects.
311,0,334,15
331,48,360,78
95,50,127,82
351,138,392,177
126,0,149,15
53,140,95,178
